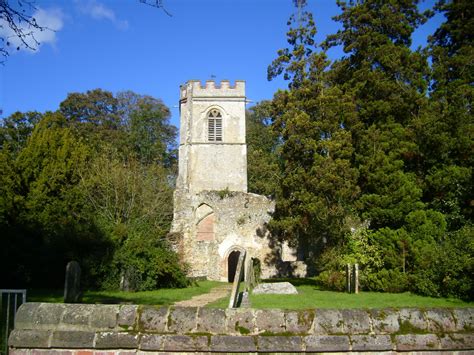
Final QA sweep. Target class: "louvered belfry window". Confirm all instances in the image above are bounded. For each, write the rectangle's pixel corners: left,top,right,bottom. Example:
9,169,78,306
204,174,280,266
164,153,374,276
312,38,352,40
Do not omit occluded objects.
208,109,222,142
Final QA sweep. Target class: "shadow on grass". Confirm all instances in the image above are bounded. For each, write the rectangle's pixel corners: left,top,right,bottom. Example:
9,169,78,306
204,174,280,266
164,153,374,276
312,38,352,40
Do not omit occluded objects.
81,293,175,305
27,289,176,305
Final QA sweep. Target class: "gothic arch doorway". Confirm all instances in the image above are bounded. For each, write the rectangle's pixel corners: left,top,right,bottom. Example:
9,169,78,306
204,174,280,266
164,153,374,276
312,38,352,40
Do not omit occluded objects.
227,250,241,283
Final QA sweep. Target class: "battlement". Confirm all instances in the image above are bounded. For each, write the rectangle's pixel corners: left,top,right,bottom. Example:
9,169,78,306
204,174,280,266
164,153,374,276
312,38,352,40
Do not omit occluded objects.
180,80,245,99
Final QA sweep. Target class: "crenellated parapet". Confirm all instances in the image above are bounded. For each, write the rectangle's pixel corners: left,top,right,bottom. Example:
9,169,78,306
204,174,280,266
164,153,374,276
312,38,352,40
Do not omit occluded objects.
180,80,245,100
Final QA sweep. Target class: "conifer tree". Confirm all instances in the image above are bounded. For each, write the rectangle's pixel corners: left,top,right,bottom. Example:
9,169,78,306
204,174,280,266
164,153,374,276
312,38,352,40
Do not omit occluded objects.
268,5,359,254
419,0,473,228
324,0,432,229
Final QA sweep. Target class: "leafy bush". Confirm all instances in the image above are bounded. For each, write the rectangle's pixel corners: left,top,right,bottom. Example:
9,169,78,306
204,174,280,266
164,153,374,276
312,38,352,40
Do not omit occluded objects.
100,234,188,291
365,269,409,293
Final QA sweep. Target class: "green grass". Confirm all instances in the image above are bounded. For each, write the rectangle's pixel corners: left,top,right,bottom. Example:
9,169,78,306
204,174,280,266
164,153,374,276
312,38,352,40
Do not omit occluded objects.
28,280,224,306
207,279,474,309
24,278,474,309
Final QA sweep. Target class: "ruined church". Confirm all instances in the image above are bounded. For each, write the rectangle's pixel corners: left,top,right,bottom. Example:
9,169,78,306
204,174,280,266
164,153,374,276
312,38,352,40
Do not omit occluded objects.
170,80,305,282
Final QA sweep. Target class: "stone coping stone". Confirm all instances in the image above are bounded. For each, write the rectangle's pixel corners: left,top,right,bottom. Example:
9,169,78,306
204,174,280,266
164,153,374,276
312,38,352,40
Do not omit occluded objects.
252,282,298,295
9,303,474,352
9,333,474,352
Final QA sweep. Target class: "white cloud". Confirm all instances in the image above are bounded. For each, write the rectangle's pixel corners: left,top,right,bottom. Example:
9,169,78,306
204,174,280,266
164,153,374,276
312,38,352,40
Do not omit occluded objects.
0,7,64,53
76,0,129,30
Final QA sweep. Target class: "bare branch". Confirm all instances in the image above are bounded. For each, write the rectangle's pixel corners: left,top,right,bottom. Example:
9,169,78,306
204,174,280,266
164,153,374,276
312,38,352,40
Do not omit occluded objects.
0,0,50,62
139,0,172,17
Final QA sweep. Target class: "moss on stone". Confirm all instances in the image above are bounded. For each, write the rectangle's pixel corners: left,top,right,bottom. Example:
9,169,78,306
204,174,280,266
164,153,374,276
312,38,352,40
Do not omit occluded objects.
297,309,314,327
260,331,296,336
235,321,251,335
397,320,428,335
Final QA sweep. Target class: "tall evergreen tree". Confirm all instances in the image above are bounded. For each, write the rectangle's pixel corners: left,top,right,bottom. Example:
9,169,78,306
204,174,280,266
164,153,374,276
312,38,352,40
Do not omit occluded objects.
418,0,474,228
324,0,432,229
268,5,359,256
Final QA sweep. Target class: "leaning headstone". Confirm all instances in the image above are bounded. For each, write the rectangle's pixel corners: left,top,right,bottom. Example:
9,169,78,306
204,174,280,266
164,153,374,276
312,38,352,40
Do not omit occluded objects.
228,251,246,308
64,261,81,303
252,282,298,295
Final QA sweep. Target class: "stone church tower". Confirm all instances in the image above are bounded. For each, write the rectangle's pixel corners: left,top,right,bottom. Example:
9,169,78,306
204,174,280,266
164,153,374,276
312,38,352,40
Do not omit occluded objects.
171,80,305,281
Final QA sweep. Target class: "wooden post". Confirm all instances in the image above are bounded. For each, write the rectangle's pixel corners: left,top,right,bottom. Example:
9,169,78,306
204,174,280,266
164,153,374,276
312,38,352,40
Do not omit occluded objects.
352,263,359,294
346,264,352,293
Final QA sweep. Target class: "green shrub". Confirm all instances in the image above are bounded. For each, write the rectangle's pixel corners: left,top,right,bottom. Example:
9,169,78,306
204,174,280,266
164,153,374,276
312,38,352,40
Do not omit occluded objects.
365,269,409,293
101,234,189,291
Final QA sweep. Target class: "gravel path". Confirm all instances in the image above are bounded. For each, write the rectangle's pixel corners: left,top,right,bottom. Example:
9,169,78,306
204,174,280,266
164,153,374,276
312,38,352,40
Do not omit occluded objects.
173,283,232,307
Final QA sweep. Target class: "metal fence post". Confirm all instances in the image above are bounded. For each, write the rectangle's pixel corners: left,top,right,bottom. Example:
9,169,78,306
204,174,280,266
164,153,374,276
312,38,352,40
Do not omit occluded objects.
1,289,27,355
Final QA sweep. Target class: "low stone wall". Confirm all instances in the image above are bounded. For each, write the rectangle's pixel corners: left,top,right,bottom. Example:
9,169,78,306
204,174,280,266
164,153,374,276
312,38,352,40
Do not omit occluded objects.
9,303,474,354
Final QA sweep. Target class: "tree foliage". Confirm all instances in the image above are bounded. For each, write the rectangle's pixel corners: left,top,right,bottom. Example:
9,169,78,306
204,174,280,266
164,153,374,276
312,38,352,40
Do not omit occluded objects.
261,0,473,300
0,89,184,290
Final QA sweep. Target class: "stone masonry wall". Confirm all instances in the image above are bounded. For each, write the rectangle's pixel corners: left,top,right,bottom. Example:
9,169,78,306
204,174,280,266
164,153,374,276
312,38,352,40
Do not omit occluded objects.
171,190,292,280
9,303,474,353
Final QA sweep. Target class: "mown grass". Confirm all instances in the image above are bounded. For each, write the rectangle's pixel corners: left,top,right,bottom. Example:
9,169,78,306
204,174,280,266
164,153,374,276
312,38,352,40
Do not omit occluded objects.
27,280,223,306
207,278,474,309
25,278,474,308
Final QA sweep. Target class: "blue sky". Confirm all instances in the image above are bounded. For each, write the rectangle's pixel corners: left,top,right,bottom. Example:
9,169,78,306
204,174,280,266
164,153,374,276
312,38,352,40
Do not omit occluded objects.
1,0,443,128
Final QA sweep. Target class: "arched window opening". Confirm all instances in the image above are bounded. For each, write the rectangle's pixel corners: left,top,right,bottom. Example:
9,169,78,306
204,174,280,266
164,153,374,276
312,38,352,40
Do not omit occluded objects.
196,213,215,241
208,109,222,142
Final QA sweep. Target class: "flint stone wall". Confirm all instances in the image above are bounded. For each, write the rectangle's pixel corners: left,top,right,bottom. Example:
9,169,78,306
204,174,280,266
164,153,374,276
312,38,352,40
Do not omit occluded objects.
171,190,305,280
9,303,474,354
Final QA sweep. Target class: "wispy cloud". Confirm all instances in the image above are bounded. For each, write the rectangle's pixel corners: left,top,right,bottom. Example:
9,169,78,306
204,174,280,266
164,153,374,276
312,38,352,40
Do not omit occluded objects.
76,0,129,30
0,7,64,53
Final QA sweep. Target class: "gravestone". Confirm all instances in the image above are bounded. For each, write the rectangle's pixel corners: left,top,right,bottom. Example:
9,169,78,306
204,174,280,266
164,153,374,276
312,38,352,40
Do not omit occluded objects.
252,282,298,295
64,261,81,303
228,251,246,308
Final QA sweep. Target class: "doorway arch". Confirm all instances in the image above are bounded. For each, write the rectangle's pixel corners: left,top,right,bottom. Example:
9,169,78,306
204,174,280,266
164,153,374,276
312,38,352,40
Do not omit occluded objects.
227,250,241,283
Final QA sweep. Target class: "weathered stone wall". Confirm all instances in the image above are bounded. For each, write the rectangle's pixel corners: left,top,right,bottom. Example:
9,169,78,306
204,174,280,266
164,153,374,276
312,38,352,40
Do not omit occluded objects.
9,303,474,353
171,190,297,280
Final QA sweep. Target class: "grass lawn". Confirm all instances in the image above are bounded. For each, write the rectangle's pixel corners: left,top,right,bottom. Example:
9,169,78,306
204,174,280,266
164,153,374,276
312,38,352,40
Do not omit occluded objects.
27,280,223,306
207,279,474,309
